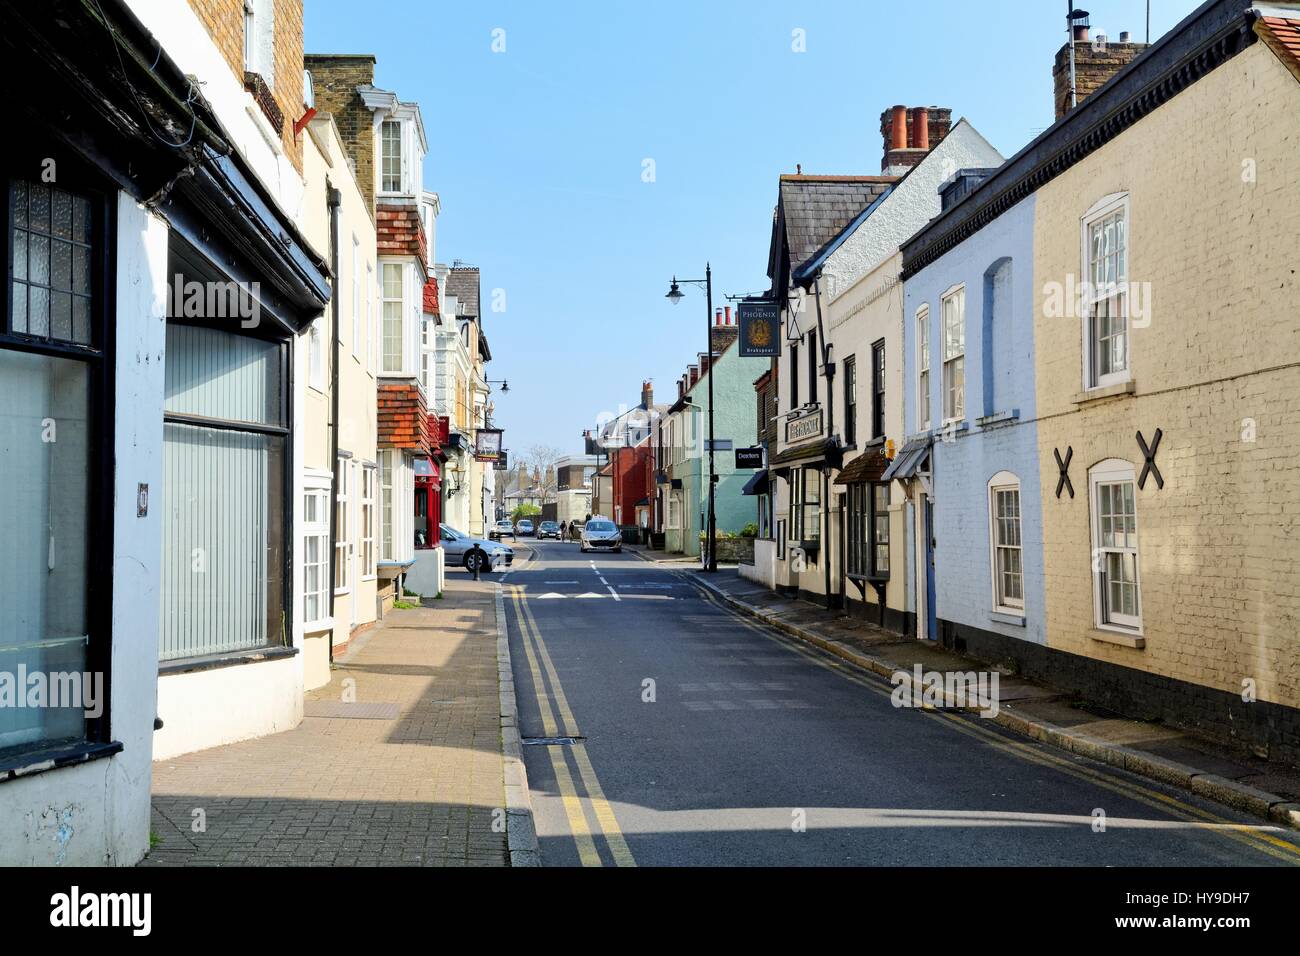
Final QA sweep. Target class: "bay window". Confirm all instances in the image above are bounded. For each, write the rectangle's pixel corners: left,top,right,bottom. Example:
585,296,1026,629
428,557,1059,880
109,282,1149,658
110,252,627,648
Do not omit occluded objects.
791,466,821,544
381,120,403,194
847,482,889,579
382,262,404,373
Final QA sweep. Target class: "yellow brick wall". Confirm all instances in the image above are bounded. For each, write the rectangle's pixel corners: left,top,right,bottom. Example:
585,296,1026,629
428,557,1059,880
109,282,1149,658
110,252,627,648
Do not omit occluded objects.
186,0,305,172
1033,41,1300,707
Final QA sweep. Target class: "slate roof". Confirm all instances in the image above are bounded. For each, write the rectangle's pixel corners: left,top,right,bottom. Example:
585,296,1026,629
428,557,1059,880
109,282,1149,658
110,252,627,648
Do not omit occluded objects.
445,266,480,319
768,175,896,291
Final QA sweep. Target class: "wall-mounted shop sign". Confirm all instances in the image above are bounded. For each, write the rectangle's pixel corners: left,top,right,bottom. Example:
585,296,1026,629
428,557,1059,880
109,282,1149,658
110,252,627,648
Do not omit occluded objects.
786,410,823,444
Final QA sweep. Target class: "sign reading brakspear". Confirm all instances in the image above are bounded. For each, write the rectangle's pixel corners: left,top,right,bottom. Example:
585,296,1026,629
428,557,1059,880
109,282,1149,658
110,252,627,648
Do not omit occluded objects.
738,300,780,357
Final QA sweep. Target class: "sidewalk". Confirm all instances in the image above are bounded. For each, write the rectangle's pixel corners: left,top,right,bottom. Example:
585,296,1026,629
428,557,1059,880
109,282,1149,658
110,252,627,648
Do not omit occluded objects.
624,543,708,565
693,567,1300,831
143,575,524,866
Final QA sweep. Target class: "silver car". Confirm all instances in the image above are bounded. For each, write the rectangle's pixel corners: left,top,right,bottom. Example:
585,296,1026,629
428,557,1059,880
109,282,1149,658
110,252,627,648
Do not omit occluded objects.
440,524,513,572
580,518,622,554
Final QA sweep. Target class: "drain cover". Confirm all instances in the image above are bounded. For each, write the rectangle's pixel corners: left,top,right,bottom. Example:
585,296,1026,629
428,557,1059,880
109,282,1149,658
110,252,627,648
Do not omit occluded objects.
521,736,584,746
304,701,401,719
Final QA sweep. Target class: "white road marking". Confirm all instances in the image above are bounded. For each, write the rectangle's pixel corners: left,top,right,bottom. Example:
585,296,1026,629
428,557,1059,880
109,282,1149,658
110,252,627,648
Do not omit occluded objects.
606,585,621,602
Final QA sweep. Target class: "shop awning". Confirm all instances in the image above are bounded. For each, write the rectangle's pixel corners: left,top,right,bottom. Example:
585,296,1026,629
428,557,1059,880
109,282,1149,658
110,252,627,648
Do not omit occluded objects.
834,447,891,485
881,438,931,482
415,457,441,486
741,469,769,496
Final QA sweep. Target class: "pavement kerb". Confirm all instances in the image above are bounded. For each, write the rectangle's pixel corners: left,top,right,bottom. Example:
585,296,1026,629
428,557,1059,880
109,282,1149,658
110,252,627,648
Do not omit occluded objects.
689,574,1300,834
495,583,541,866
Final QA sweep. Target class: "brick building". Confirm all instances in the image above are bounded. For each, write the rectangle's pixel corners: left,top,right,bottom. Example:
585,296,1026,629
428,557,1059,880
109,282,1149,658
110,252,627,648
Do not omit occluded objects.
900,0,1300,762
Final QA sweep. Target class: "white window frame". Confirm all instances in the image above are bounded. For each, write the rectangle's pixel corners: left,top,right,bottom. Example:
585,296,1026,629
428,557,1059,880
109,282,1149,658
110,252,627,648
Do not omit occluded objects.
667,495,681,530
987,471,1024,615
303,471,333,631
1089,458,1142,633
380,119,404,194
916,304,931,432
1080,193,1131,391
334,457,351,595
940,285,965,425
382,262,404,373
360,462,377,580
379,450,395,562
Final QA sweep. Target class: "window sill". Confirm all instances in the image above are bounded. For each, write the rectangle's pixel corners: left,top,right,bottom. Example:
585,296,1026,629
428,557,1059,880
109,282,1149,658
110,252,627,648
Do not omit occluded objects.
1089,627,1145,649
1073,380,1135,406
303,618,335,635
977,409,1019,429
158,645,299,677
0,739,124,786
990,610,1026,627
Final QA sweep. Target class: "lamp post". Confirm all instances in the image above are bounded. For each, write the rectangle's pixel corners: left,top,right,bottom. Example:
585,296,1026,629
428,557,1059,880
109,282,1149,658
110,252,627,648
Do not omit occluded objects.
666,266,718,573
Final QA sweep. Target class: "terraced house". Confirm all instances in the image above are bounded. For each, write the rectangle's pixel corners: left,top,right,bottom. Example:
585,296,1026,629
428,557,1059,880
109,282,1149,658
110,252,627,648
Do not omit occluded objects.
755,109,1002,625
900,0,1300,762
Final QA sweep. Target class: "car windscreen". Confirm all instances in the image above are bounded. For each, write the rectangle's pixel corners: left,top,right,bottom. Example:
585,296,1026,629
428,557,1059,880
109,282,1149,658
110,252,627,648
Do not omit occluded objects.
586,521,616,533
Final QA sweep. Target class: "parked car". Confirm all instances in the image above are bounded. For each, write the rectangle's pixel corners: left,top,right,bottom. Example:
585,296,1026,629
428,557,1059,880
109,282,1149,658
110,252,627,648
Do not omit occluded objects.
581,518,622,554
516,519,535,537
537,520,561,540
439,524,513,572
489,519,515,540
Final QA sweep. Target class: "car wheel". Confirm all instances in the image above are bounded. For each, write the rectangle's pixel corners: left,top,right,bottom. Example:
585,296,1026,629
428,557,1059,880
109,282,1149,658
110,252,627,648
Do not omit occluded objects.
463,552,482,572
615,547,622,554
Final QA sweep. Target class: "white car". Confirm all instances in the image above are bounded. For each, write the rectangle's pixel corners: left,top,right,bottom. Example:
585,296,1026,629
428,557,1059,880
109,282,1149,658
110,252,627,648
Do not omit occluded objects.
580,519,622,554
489,519,515,540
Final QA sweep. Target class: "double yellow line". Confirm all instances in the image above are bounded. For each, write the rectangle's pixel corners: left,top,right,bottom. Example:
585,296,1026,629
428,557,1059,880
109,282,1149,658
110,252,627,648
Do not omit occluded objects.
683,577,1300,865
510,585,636,867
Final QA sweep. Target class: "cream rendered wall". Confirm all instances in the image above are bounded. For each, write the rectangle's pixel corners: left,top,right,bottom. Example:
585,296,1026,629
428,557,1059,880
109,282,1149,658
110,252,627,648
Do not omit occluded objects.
298,117,379,690
826,252,908,614
1033,41,1300,708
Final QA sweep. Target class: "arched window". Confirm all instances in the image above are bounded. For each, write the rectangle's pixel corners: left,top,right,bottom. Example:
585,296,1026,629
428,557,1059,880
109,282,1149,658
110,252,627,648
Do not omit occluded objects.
987,471,1023,613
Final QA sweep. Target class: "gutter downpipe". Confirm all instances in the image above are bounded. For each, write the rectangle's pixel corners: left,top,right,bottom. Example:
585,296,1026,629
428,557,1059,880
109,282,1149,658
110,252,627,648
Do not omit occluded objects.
812,273,835,612
326,182,342,665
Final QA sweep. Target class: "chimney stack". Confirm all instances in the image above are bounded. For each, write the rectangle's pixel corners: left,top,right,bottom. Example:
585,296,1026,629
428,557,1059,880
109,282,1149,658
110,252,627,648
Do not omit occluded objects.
881,106,952,175
641,379,653,409
1054,28,1149,120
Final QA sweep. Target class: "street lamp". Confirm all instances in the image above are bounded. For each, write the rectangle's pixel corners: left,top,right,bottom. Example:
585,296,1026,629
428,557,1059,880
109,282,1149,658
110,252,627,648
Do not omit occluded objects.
486,378,509,393
665,266,718,573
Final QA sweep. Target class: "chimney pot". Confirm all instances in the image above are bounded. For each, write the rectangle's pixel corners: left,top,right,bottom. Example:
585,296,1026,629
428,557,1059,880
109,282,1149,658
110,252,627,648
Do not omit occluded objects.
1119,31,1131,42
910,107,930,150
715,308,723,326
724,305,732,325
1073,24,1090,42
889,105,908,150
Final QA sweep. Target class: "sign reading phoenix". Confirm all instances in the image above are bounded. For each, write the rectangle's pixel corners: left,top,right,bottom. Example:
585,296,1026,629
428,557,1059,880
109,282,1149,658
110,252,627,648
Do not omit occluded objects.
738,300,780,357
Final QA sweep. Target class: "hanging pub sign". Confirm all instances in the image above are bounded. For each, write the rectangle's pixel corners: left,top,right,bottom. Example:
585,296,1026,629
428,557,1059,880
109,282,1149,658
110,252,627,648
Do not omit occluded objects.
735,447,764,469
738,300,780,357
474,428,504,463
495,450,510,471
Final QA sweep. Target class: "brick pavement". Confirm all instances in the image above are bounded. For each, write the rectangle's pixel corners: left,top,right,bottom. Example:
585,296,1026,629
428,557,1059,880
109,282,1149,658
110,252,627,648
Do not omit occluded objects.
142,576,509,866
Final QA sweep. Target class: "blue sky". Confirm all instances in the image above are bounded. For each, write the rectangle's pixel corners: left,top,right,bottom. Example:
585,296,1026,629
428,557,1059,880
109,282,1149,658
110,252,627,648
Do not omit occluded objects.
305,0,1198,456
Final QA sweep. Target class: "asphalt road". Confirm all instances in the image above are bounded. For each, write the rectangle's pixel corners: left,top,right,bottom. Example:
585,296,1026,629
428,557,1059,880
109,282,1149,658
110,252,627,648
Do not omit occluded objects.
498,540,1300,867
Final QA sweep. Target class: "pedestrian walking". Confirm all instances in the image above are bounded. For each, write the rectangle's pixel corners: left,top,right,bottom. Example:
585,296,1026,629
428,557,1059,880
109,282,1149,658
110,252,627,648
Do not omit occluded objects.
560,519,568,540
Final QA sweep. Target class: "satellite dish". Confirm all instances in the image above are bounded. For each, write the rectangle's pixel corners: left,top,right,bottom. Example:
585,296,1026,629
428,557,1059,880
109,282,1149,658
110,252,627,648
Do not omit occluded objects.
303,69,315,110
